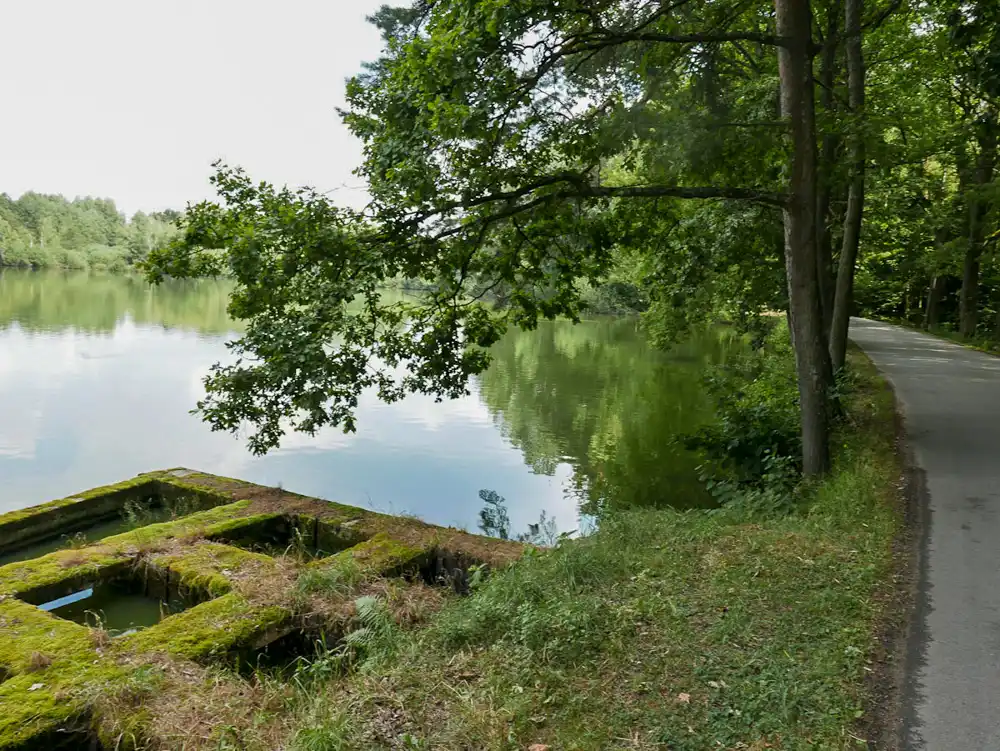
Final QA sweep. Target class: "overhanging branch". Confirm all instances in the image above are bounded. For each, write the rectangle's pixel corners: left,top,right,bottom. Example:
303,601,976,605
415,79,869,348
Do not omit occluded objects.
577,185,787,205
626,31,786,46
424,183,787,242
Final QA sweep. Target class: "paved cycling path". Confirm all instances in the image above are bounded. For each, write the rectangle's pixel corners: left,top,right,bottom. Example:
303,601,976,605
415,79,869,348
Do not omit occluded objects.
850,317,1000,750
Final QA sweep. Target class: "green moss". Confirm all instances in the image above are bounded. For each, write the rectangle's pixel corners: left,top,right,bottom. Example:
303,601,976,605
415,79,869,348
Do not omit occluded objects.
0,547,131,601
149,542,275,598
201,511,285,539
0,674,89,749
316,532,435,577
0,626,133,750
156,472,257,502
99,500,259,548
0,476,157,530
0,598,96,672
120,593,292,662
0,503,270,605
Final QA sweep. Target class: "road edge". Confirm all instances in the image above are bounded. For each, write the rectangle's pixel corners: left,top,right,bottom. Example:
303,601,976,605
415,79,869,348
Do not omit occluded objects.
852,344,929,750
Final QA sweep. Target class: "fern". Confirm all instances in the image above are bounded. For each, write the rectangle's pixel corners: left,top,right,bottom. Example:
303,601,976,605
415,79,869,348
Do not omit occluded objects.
342,595,396,666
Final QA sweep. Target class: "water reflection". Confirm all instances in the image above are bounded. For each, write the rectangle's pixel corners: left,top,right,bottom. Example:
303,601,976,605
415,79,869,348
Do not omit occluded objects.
0,269,735,533
478,318,742,514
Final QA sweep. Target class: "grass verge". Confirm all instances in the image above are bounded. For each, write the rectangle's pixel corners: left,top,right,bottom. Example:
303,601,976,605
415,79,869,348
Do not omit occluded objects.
155,345,903,751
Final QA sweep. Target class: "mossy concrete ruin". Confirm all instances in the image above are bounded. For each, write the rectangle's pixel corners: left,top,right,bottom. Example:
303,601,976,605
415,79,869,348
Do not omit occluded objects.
0,469,525,749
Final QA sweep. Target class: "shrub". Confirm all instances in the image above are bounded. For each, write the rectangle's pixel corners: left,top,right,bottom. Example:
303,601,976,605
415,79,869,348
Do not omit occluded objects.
50,247,89,270
684,322,802,492
579,279,649,314
1,243,49,268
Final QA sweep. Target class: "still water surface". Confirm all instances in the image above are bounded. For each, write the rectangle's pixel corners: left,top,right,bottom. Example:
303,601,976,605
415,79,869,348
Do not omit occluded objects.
0,270,739,534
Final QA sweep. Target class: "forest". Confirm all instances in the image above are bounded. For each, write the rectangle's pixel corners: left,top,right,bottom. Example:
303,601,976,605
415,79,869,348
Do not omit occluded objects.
0,192,179,272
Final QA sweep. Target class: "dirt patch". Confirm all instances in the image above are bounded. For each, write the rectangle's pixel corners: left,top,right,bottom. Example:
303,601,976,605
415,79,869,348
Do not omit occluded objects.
855,385,927,750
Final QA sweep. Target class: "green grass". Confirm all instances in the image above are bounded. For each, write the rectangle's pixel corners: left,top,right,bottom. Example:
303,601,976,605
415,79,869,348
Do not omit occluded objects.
219,347,900,750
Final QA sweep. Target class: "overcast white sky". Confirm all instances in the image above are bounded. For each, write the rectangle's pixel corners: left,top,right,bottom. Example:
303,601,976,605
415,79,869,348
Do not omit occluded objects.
1,0,392,217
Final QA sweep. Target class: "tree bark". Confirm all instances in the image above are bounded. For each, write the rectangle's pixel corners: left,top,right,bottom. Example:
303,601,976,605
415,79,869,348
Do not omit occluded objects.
829,0,865,373
959,120,997,338
815,2,840,338
775,0,833,477
924,275,945,329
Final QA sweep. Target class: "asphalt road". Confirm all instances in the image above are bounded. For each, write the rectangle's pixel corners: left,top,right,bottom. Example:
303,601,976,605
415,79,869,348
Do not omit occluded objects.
849,317,1000,750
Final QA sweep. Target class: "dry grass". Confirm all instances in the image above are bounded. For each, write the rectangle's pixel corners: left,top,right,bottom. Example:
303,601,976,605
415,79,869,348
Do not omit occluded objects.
26,651,52,672
95,657,295,751
91,548,458,750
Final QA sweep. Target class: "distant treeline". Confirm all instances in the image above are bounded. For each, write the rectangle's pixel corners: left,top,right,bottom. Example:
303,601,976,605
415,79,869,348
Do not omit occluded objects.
0,193,181,272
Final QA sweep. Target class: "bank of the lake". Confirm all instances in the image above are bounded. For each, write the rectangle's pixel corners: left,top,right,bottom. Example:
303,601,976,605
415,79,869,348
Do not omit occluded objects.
88,347,905,750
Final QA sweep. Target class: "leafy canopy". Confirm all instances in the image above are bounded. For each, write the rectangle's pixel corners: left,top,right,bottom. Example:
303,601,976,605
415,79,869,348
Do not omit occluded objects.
146,0,792,453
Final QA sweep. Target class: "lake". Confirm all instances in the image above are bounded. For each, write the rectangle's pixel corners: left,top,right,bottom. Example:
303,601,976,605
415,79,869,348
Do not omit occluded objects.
0,269,739,536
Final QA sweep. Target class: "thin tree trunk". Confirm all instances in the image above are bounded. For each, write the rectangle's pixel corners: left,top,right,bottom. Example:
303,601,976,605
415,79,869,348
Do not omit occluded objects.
816,2,840,337
775,0,832,478
959,249,980,337
925,275,944,329
959,121,997,338
829,0,865,372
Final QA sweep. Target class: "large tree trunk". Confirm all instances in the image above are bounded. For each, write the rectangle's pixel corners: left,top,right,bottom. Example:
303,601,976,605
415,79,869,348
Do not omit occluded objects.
829,0,865,373
958,244,979,336
923,226,950,329
924,275,945,329
959,121,997,338
775,0,832,477
815,2,840,338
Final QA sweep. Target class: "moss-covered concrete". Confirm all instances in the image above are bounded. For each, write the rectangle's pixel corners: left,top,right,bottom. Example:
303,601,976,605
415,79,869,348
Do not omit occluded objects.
0,468,525,749
147,541,275,599
120,592,293,662
0,596,95,672
0,470,247,562
0,673,91,750
0,476,158,555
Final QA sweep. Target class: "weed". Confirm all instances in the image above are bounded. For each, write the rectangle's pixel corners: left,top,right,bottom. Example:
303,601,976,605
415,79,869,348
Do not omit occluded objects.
290,703,353,751
684,323,802,489
61,531,89,550
295,559,365,601
122,499,153,529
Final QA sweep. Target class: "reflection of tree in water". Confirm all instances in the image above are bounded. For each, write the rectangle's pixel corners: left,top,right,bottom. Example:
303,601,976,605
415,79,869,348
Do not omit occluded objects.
0,274,418,337
0,270,240,335
476,319,743,515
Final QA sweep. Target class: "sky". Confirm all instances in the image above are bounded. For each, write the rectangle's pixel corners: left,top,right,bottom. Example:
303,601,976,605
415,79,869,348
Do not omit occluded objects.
1,0,392,217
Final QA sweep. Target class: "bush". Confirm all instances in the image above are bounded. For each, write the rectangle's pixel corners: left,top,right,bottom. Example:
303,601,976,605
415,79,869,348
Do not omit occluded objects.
579,279,649,314
82,243,122,270
1,243,48,268
49,247,89,270
684,322,802,494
